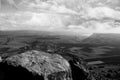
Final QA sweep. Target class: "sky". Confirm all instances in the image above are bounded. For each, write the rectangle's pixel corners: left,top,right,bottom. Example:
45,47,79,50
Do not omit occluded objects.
0,0,120,35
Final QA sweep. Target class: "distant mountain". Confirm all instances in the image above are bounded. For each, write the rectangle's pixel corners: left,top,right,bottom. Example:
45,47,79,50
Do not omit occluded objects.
82,33,120,46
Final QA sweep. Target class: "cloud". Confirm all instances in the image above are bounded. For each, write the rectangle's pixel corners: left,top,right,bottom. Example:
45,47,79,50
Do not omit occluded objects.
84,6,120,19
1,0,120,35
67,20,120,33
0,11,73,31
25,12,65,29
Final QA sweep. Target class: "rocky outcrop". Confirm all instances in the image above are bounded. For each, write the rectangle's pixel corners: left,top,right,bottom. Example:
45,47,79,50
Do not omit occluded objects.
2,50,72,80
0,50,94,80
68,55,93,80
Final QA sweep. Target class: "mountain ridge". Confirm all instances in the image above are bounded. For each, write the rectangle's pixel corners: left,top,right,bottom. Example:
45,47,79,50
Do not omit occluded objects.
82,33,120,46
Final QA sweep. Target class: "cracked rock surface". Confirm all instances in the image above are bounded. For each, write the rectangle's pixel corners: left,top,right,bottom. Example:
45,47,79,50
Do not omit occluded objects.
0,50,93,80
4,50,72,80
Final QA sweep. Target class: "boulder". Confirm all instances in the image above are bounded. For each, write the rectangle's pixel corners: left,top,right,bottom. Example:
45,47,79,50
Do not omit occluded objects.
0,50,94,80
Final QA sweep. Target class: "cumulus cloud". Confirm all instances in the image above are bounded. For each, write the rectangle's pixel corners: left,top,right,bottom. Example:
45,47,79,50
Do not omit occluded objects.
0,11,73,31
84,6,120,19
67,20,120,33
25,12,66,29
1,0,120,35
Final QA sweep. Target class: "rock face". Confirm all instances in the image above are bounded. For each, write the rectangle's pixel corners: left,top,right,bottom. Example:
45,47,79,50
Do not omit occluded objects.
69,56,93,80
0,50,93,80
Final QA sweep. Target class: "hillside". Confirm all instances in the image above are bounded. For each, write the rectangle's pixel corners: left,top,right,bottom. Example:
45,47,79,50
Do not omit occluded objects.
82,33,120,46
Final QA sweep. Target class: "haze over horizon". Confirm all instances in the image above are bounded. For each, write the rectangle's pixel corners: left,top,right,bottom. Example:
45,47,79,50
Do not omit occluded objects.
0,0,120,35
